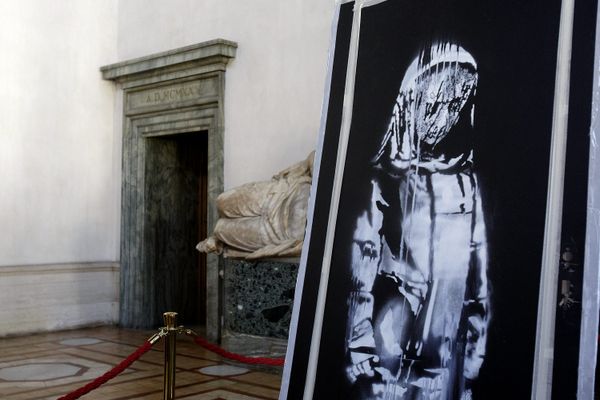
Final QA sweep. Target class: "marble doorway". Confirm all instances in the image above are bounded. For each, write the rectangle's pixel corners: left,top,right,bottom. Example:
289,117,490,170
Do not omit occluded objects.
102,40,236,339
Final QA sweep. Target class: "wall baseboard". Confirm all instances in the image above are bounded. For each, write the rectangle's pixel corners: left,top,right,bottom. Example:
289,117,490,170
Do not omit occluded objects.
0,262,119,336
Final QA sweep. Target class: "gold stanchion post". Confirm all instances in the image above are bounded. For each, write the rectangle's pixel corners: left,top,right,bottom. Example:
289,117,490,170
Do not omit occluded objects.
163,312,178,400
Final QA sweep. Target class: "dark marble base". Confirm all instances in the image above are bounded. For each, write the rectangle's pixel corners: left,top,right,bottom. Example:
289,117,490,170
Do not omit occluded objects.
223,258,299,339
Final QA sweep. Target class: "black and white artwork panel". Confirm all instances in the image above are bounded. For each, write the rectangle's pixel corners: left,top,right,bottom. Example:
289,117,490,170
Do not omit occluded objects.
281,0,578,399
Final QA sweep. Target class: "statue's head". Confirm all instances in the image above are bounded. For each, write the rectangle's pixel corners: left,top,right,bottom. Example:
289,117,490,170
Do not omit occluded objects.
374,42,478,174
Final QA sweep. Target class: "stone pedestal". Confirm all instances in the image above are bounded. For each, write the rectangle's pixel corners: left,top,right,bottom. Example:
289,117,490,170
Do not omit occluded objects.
222,258,299,339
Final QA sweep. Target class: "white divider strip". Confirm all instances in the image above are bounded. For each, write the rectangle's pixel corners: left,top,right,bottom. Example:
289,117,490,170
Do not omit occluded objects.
302,2,364,398
577,4,600,398
278,3,341,399
532,0,575,398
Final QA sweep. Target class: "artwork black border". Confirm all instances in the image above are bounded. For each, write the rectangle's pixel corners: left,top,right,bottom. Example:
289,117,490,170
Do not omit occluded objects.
280,3,354,398
280,0,600,398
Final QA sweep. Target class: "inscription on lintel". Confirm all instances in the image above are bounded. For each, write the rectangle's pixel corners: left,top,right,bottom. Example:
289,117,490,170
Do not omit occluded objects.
128,78,217,110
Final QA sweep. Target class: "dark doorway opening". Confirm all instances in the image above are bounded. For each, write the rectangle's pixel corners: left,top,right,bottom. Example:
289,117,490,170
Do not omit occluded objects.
144,131,208,326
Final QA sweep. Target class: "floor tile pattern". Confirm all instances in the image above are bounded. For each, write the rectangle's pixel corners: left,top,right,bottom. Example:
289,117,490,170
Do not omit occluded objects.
198,365,249,377
0,327,282,399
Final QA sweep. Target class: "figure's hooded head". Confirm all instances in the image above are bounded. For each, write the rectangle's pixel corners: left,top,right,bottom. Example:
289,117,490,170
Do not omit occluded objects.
374,43,478,174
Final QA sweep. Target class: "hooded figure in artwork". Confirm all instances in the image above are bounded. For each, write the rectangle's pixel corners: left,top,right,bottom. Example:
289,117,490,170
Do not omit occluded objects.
345,43,489,399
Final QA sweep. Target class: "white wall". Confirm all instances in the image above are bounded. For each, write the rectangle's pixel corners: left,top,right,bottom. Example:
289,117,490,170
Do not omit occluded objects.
0,1,120,334
0,0,121,266
117,0,337,189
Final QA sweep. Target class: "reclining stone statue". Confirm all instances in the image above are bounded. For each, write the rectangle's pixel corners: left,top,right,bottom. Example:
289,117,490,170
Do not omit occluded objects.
196,151,314,259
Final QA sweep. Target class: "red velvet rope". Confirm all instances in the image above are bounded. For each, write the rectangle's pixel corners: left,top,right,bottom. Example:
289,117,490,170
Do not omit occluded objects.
57,340,153,400
192,336,285,366
57,333,283,399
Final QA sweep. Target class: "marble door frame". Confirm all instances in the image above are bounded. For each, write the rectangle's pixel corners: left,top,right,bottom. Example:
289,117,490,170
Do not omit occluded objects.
102,39,237,340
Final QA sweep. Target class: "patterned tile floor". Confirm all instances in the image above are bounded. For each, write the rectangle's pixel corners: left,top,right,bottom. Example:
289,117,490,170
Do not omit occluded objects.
0,326,282,399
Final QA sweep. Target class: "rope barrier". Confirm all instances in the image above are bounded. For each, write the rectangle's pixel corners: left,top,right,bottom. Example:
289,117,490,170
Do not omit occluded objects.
56,312,285,399
57,340,154,400
188,333,285,367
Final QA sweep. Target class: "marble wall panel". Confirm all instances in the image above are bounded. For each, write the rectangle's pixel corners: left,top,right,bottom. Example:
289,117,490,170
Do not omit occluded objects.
0,263,119,336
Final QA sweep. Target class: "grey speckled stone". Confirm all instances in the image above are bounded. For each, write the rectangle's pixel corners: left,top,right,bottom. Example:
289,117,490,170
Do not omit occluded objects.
59,338,102,346
198,365,249,376
0,363,83,381
223,258,299,339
